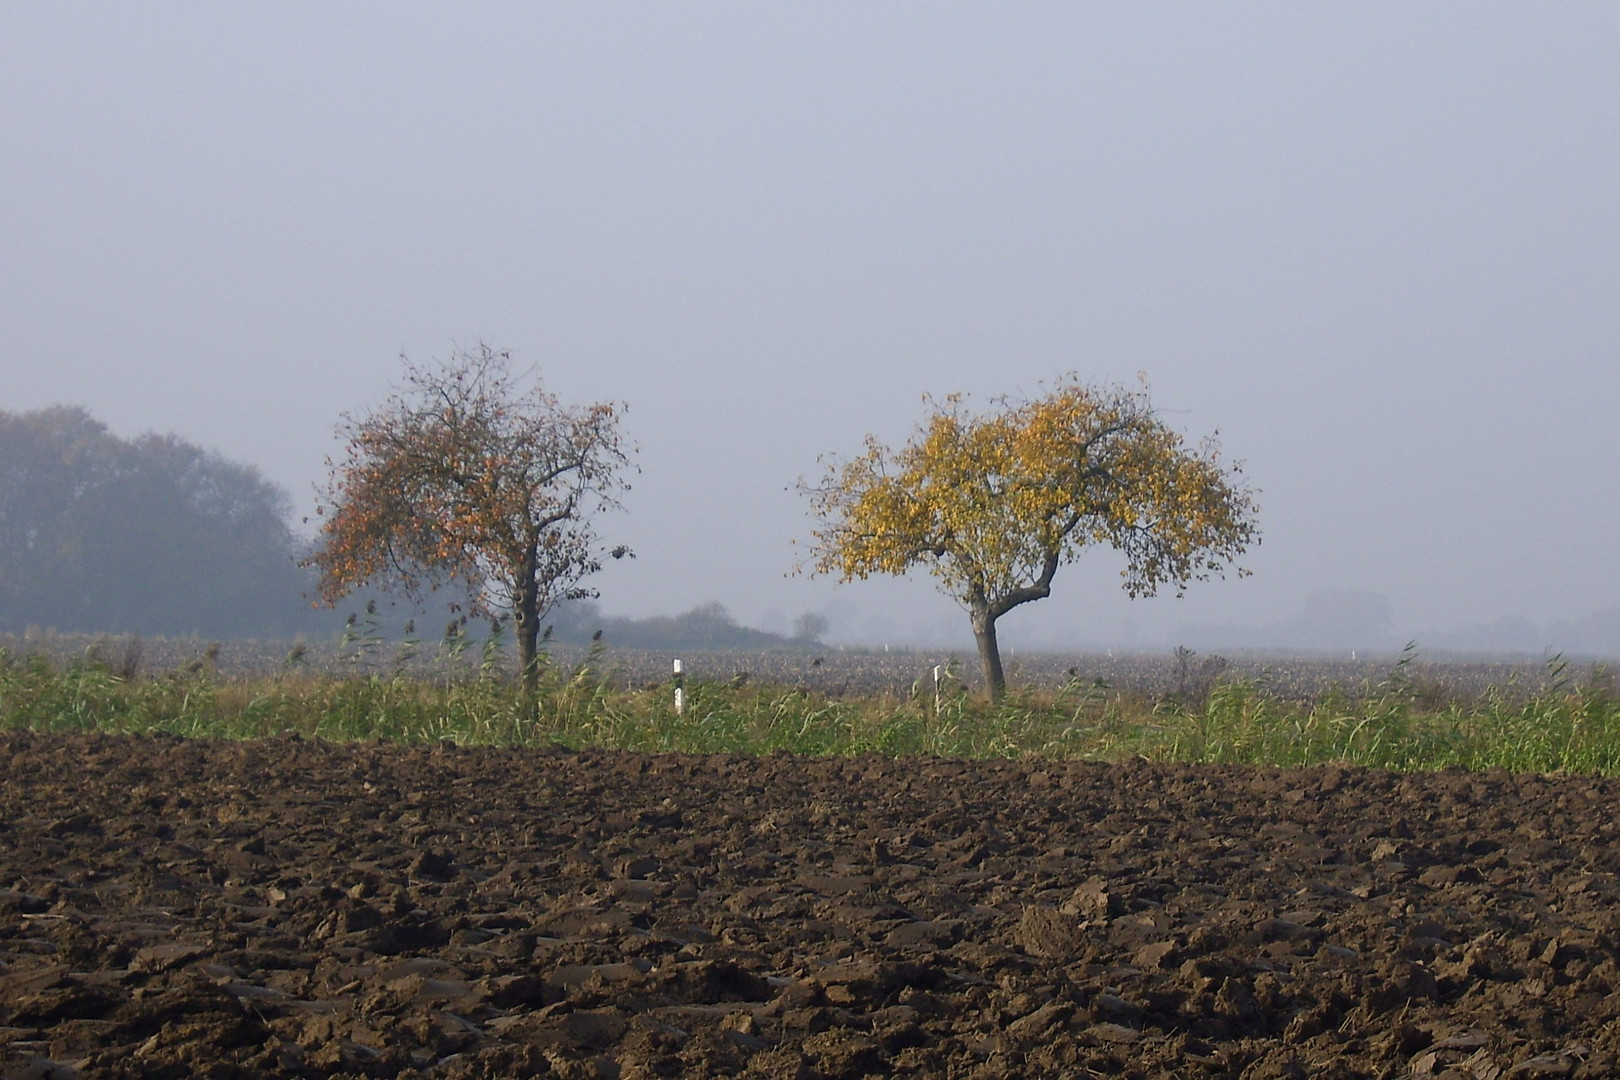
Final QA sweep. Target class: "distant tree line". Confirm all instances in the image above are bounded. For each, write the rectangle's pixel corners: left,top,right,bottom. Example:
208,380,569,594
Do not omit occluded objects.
0,404,820,650
545,600,823,651
0,406,333,638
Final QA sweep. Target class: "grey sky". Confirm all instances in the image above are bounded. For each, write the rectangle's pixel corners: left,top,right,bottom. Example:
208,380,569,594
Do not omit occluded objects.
4,4,1617,651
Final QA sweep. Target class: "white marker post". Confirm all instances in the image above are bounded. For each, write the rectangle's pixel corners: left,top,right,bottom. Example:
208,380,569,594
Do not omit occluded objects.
933,665,942,716
673,658,685,716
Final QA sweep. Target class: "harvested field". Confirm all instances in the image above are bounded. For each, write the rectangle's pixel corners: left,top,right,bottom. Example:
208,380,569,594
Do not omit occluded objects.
0,631,1578,700
3,732,1619,1078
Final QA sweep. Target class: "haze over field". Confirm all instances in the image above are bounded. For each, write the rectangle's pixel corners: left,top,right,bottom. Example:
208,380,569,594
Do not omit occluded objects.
4,5,1618,655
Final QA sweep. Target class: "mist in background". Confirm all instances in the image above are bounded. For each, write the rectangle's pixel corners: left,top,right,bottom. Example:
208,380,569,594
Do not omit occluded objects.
4,5,1617,657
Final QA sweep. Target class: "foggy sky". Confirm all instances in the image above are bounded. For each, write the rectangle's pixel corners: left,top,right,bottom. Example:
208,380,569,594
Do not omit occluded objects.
4,4,1618,653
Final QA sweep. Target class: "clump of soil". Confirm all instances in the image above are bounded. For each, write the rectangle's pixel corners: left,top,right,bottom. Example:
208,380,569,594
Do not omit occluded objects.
2,731,1618,1078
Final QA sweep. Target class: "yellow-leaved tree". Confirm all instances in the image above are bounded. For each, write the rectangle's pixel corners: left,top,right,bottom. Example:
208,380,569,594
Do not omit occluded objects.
801,378,1258,700
305,344,634,691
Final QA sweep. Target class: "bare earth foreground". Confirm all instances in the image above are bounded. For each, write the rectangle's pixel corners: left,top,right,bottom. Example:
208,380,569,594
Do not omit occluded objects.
3,734,1619,1079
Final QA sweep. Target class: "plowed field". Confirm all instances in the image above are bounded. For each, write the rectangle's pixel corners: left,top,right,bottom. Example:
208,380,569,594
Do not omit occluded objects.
2,732,1617,1078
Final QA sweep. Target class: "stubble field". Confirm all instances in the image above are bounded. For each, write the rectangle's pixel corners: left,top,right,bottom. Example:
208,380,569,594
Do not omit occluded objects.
0,631,1569,701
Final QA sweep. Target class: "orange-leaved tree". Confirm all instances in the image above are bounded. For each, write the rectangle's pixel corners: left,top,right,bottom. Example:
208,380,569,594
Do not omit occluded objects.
801,377,1258,700
306,344,634,690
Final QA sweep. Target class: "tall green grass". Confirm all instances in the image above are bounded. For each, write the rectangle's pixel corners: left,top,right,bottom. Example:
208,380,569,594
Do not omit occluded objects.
3,645,1619,774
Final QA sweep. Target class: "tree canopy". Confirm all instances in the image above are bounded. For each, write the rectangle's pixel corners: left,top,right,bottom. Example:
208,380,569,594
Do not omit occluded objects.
802,378,1259,698
0,406,316,637
306,344,635,688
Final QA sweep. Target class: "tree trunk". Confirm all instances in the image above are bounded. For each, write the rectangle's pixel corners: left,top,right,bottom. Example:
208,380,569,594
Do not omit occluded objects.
971,606,1007,703
515,554,541,695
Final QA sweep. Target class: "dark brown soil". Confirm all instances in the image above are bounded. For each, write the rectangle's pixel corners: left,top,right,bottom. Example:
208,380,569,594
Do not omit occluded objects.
3,732,1618,1079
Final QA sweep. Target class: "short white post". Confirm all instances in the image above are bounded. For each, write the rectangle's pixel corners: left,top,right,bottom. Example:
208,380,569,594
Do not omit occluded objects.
673,658,685,716
933,665,942,715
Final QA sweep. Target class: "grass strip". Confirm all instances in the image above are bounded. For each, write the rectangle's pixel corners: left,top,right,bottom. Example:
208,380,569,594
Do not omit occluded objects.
4,647,1619,774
